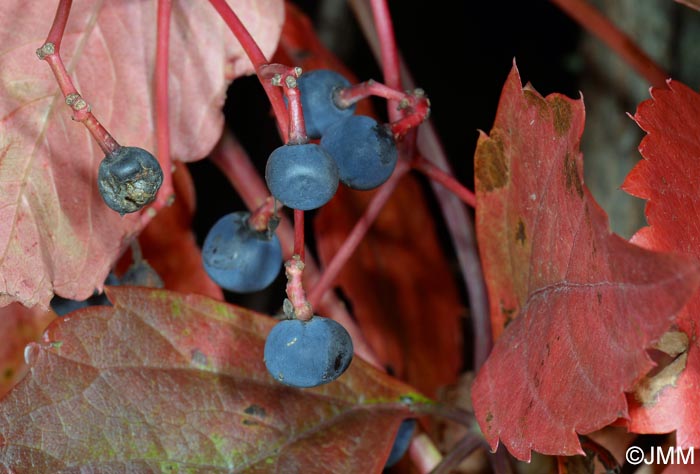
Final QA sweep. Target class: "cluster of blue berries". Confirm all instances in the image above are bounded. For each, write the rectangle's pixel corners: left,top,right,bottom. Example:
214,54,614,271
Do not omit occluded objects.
200,69,404,390
266,69,399,210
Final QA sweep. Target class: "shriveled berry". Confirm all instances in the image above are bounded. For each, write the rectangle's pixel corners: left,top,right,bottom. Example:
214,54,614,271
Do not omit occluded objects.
264,316,353,388
98,146,163,215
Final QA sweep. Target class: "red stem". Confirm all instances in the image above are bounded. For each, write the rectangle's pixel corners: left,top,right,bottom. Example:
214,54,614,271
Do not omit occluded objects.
390,93,430,140
207,0,289,138
284,85,308,144
335,79,405,108
370,0,402,120
38,2,120,155
285,256,313,321
248,196,277,232
45,0,71,48
308,160,410,307
82,115,120,155
149,0,175,219
550,0,668,88
294,210,305,261
413,156,476,208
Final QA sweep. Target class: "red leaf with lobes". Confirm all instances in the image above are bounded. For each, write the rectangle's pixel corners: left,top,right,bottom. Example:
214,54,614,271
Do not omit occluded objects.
622,80,700,448
0,287,425,472
277,2,463,398
0,0,282,308
471,65,700,461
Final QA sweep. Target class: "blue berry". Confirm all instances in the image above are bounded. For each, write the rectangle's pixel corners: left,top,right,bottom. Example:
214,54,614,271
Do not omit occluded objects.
50,273,119,316
98,146,163,215
385,419,417,468
321,115,398,190
265,143,339,210
297,69,356,138
202,212,282,293
264,316,354,388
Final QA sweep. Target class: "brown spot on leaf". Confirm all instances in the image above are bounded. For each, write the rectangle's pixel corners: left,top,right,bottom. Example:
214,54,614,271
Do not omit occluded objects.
550,96,573,136
596,292,602,305
475,133,508,191
515,219,526,245
564,153,584,198
486,412,493,423
500,301,517,328
524,90,549,121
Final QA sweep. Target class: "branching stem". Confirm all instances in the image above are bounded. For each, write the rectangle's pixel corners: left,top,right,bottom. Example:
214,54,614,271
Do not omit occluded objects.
412,156,476,208
308,160,410,307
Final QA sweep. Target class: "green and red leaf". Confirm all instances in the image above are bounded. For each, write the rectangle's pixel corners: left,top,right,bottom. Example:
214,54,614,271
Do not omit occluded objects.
0,287,425,472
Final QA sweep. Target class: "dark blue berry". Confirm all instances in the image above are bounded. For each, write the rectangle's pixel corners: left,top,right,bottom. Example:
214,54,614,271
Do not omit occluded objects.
98,146,163,215
297,69,356,138
264,316,354,388
321,115,398,190
50,273,119,316
384,419,417,468
265,143,339,210
202,212,282,293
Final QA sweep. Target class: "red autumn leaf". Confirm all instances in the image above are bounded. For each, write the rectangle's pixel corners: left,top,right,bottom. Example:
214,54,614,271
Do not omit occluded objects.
276,2,463,398
129,162,223,299
0,287,424,472
0,304,55,399
0,0,282,308
471,65,700,461
621,80,700,448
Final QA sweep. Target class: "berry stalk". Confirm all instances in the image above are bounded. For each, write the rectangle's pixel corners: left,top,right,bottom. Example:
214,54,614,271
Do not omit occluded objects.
412,156,476,208
36,28,119,156
285,256,313,322
151,0,176,218
335,79,406,107
281,74,308,144
294,210,305,261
